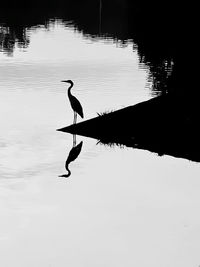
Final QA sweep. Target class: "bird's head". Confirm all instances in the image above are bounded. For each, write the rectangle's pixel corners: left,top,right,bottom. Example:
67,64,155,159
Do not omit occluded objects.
61,80,73,85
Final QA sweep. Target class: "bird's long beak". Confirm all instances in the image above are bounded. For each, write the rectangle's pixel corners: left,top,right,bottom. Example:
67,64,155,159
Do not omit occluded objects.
58,174,69,178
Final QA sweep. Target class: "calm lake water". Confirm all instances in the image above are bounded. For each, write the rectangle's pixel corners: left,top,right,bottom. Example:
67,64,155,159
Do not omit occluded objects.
0,20,200,267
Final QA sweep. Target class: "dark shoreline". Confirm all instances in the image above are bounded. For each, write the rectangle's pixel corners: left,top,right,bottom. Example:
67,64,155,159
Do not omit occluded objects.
58,93,200,163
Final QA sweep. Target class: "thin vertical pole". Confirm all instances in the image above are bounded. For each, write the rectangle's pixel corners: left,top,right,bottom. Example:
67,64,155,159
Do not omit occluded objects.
99,0,102,35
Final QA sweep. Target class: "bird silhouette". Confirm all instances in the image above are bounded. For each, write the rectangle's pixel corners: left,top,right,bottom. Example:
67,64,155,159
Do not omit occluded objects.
59,139,83,178
61,80,84,124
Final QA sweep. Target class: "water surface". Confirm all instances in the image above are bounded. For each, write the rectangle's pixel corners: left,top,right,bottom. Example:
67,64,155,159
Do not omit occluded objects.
0,19,200,267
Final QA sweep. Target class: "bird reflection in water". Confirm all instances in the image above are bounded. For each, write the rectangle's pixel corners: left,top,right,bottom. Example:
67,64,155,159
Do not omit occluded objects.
61,80,84,124
59,135,83,178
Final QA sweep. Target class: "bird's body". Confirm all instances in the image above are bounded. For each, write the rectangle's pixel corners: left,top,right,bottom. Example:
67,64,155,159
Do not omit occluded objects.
68,88,84,119
61,80,84,124
59,140,83,178
66,140,83,165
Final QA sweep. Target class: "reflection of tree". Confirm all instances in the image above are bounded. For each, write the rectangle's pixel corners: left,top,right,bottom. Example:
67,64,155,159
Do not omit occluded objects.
0,27,14,56
142,58,174,96
0,1,195,98
0,26,30,55
0,5,53,56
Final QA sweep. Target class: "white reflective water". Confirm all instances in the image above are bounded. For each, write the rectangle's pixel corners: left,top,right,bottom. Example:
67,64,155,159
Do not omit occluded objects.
0,22,200,267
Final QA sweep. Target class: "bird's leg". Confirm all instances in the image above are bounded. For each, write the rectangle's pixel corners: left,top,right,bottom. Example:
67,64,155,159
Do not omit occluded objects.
74,112,77,124
73,134,76,147
73,111,76,124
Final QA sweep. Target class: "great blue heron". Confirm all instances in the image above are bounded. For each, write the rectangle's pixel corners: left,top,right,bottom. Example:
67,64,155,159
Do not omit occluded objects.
61,80,84,124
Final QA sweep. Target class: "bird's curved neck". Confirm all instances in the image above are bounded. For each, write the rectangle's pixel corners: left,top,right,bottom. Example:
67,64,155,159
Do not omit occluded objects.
65,165,71,177
68,83,73,95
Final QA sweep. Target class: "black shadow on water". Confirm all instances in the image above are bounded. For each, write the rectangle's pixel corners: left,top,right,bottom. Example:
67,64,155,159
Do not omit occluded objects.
59,135,83,178
58,94,200,163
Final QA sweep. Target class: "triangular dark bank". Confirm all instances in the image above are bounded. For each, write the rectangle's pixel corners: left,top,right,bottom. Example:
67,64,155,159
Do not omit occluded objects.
57,94,200,162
